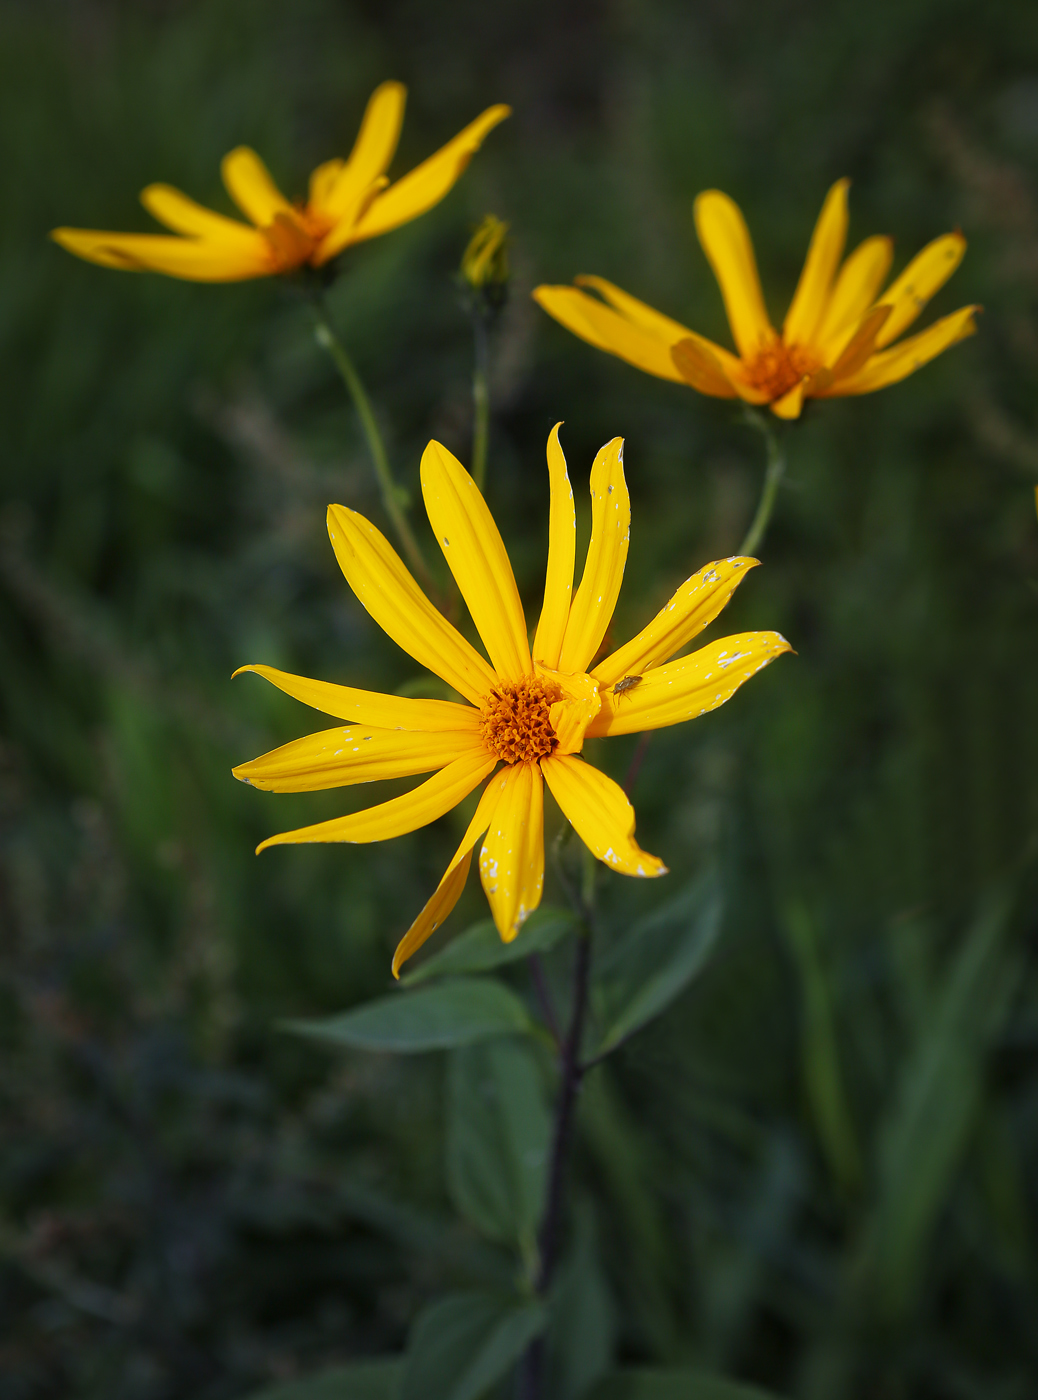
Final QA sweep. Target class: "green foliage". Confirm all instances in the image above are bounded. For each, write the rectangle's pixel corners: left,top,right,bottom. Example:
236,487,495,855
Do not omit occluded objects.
446,1036,551,1259
589,869,723,1056
591,1372,780,1400
285,977,533,1052
400,1292,547,1400
249,1361,402,1400
3,0,1038,1397
401,908,575,986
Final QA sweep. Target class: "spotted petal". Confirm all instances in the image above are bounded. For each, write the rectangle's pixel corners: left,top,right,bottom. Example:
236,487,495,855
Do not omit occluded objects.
233,725,484,792
541,754,665,878
479,761,545,941
558,437,629,675
532,423,576,669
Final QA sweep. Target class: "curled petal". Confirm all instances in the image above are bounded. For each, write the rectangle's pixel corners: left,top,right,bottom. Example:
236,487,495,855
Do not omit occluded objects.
391,772,506,977
533,285,686,382
541,754,665,878
49,228,273,281
782,178,849,348
532,424,576,669
479,762,545,941
558,437,629,675
327,504,497,706
593,556,759,687
220,147,293,227
231,664,479,731
873,232,967,348
256,748,496,851
420,440,530,682
232,725,484,792
820,305,979,397
588,631,791,737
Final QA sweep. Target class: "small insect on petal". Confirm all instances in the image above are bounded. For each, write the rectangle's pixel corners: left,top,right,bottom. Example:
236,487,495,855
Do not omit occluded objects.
612,674,643,697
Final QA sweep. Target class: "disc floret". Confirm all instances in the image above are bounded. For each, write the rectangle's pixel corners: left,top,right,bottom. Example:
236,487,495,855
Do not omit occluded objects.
480,677,560,764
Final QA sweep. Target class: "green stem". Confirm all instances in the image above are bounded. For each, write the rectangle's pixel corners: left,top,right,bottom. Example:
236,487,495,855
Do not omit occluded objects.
311,299,434,592
471,312,491,493
738,408,787,557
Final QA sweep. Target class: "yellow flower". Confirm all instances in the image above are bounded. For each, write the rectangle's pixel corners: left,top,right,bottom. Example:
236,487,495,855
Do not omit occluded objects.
51,83,510,282
460,214,509,291
232,426,789,975
534,180,979,420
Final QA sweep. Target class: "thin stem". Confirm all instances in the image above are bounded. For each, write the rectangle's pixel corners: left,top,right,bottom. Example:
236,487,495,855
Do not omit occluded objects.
518,853,597,1400
737,407,787,558
471,312,491,493
310,298,434,592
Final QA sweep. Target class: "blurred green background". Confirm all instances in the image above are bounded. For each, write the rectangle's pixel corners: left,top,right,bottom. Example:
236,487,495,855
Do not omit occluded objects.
3,0,1038,1395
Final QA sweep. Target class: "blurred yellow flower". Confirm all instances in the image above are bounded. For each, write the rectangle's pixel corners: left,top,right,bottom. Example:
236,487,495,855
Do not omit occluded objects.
534,180,979,419
460,214,509,292
51,82,510,281
233,426,789,974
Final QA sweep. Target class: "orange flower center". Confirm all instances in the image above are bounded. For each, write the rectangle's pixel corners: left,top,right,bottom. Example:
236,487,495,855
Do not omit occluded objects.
262,205,336,272
744,338,819,402
480,678,560,764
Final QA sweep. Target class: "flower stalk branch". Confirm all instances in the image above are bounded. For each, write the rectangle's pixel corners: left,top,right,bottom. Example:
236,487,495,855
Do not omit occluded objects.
310,299,434,592
520,850,597,1400
738,407,787,557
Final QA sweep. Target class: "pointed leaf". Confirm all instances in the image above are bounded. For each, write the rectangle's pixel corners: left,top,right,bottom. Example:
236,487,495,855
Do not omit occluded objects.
402,906,576,986
590,870,723,1055
447,1037,551,1254
400,1291,547,1400
285,977,531,1053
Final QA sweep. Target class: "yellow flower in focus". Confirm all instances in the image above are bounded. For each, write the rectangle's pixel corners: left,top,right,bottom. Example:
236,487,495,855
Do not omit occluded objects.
534,180,979,419
51,83,510,282
233,426,790,975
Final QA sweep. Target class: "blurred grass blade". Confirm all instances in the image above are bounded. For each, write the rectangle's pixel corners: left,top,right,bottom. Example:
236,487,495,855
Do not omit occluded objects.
590,870,723,1056
402,906,576,985
590,1368,782,1399
446,1037,551,1260
858,885,1022,1322
246,1359,402,1399
283,977,531,1052
400,1291,547,1400
783,899,862,1193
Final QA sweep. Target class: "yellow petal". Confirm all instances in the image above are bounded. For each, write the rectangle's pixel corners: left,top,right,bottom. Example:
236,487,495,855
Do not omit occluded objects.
308,158,345,210
557,438,630,675
815,235,893,353
693,189,774,357
815,304,892,388
593,556,759,687
770,379,805,419
313,81,407,217
537,664,601,755
232,724,484,792
139,184,263,249
574,275,702,350
782,179,849,349
588,631,791,737
820,305,979,396
256,748,496,851
326,504,497,706
391,771,506,976
532,285,685,382
479,761,545,941
49,227,273,281
670,337,741,398
351,104,511,243
220,147,293,227
531,423,576,669
420,440,530,683
232,664,479,731
312,176,389,264
540,754,666,878
873,232,967,348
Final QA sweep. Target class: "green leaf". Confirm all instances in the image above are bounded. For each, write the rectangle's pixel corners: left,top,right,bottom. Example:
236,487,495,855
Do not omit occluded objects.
401,906,576,986
858,885,1021,1322
246,1359,402,1400
400,1291,547,1400
446,1037,551,1256
590,870,723,1056
590,1369,780,1400
284,977,531,1053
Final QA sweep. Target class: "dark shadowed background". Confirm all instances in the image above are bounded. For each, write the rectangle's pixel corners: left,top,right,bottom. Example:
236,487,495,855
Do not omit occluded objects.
3,0,1038,1396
